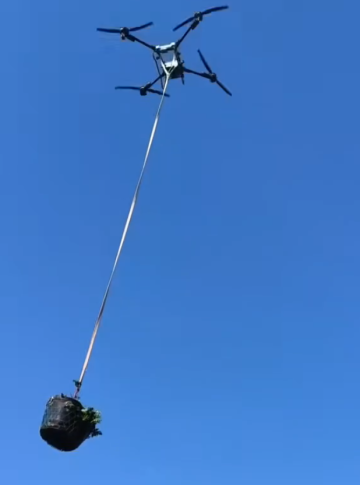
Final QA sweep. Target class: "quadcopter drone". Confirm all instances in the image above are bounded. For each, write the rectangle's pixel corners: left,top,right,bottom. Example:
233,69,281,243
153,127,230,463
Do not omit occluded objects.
97,6,232,97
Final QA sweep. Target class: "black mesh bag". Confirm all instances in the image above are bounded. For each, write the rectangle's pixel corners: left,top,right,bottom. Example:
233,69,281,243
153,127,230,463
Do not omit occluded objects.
40,395,97,451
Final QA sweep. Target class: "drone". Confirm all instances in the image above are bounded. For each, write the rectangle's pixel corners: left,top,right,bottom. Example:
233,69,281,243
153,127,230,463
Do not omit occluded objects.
97,6,232,97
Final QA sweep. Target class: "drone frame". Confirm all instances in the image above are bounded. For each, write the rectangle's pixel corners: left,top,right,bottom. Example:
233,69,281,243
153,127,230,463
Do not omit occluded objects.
97,6,232,97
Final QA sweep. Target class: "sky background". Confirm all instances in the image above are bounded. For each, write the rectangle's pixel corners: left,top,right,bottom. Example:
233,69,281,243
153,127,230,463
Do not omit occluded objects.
1,0,359,483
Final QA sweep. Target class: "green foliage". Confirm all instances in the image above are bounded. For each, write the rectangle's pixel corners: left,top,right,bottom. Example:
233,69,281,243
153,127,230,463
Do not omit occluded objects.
81,407,102,439
82,407,102,425
89,428,103,438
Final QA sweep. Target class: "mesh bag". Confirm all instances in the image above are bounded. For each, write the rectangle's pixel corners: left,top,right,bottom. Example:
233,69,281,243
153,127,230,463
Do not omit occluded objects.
40,395,96,451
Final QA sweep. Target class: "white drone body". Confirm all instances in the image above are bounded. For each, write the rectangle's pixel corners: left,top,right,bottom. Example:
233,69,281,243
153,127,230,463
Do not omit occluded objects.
154,42,176,54
154,43,184,80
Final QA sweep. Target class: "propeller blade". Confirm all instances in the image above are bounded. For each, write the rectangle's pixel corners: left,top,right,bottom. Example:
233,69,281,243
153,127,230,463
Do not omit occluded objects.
115,86,140,90
197,49,231,95
216,80,232,96
173,16,195,31
173,6,229,30
202,6,229,15
114,86,169,97
198,49,213,73
97,28,122,34
129,21,153,32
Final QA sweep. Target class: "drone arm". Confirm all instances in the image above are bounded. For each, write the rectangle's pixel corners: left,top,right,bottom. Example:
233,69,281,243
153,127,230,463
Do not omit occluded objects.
183,67,210,79
126,33,155,51
175,20,199,48
146,72,166,90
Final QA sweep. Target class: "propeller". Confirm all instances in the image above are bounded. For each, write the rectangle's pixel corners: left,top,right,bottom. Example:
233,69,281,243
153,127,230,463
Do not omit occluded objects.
97,22,153,35
198,49,232,96
173,6,229,31
115,86,170,97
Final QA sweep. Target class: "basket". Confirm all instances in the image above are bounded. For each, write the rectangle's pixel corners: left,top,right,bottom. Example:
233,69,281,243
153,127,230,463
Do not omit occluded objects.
40,395,97,451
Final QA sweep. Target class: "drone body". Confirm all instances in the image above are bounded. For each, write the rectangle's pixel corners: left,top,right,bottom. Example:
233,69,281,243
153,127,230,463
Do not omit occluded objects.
97,6,232,97
155,42,177,54
153,43,185,84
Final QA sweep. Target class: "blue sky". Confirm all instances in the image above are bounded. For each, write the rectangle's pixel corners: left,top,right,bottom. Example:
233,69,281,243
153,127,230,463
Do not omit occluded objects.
1,0,360,483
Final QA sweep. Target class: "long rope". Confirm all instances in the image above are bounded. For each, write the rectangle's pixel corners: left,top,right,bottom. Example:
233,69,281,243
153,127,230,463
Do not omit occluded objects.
74,72,171,399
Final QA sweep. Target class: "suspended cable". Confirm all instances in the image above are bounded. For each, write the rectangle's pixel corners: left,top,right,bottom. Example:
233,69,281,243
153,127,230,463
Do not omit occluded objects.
74,70,172,399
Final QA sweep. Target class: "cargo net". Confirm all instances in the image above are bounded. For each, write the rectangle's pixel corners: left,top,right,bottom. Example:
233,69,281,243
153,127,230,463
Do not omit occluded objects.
40,395,101,452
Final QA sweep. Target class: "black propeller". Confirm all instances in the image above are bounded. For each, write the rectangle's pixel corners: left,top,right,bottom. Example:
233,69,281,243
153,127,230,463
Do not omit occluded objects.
115,86,169,97
173,6,229,31
198,49,232,96
97,22,153,35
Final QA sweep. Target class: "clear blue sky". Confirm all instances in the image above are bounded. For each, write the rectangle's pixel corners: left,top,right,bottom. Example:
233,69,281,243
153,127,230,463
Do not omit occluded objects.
1,0,359,483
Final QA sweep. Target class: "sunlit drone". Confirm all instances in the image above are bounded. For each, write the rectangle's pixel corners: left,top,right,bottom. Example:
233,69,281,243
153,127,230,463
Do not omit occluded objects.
97,6,232,97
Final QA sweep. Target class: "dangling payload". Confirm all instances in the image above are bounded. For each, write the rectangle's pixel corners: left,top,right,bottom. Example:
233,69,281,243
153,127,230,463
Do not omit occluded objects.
40,394,101,451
